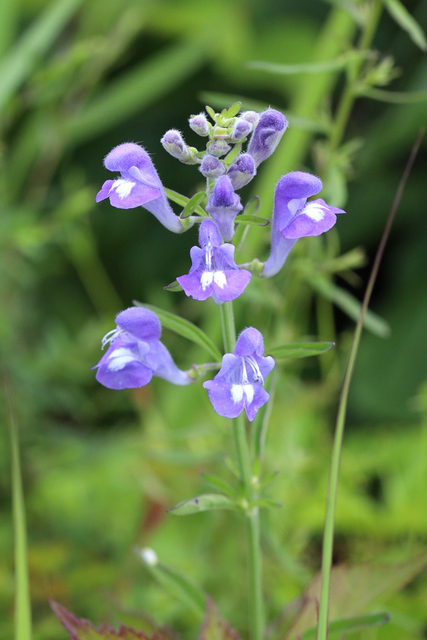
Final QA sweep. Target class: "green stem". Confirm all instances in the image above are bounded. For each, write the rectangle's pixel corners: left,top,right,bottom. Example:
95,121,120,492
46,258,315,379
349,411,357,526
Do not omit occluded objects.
316,129,424,640
220,303,264,640
4,371,32,640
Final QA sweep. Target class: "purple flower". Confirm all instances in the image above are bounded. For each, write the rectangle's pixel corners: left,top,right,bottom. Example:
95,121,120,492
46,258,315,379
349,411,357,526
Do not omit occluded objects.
247,108,288,167
203,328,275,422
262,171,346,277
93,307,192,390
96,143,185,233
206,175,243,241
161,129,198,164
177,220,251,304
189,113,210,137
227,153,256,190
230,118,252,142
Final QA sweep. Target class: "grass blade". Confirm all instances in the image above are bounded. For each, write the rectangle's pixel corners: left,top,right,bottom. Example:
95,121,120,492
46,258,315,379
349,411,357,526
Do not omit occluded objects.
4,370,32,640
0,0,82,111
316,129,425,640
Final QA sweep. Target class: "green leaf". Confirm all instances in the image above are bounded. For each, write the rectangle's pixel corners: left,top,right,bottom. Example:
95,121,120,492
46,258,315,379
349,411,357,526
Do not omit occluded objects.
205,105,216,120
49,600,151,639
237,214,270,227
136,551,206,618
0,0,82,111
134,302,222,361
300,612,391,640
308,277,391,338
253,498,282,509
357,87,427,103
168,493,236,516
181,191,207,219
267,342,335,360
201,474,237,498
224,143,242,166
200,599,242,640
164,188,207,217
384,0,427,51
225,102,242,118
246,58,347,75
164,280,183,292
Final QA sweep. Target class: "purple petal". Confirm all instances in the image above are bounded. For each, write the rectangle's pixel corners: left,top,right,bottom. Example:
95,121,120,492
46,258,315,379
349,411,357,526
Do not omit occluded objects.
107,180,161,210
176,272,213,301
206,176,243,241
199,219,222,248
94,338,154,390
116,307,161,342
227,153,256,190
211,269,251,303
104,143,152,173
96,179,115,203
199,155,225,179
152,342,192,385
234,327,265,357
203,379,270,422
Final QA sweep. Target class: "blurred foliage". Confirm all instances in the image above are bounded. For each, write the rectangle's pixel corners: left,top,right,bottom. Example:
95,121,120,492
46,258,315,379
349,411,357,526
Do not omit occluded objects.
1,0,427,639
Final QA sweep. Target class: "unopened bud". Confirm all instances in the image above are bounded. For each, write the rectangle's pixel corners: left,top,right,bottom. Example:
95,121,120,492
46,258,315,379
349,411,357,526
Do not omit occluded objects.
161,129,198,164
207,139,231,158
247,109,288,167
199,154,226,179
230,118,252,142
241,111,259,129
227,153,256,190
189,113,210,137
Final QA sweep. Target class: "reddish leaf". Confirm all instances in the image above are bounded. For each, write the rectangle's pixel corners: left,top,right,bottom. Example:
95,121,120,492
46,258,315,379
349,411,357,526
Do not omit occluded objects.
50,600,156,640
198,599,241,640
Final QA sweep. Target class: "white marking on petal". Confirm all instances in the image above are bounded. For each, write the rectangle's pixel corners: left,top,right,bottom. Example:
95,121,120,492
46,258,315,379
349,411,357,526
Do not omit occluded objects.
303,202,326,221
201,271,214,290
242,384,254,405
231,383,254,405
107,348,135,371
110,179,135,199
213,271,227,289
231,384,244,403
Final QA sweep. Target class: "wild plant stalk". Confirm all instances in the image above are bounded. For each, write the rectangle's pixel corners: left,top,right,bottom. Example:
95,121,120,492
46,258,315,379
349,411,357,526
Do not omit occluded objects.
4,371,32,640
316,129,424,640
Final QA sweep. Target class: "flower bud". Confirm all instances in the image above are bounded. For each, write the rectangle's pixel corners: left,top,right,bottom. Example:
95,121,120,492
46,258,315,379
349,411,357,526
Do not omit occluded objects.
189,113,210,137
227,153,256,190
247,109,288,167
207,139,231,158
230,118,252,142
161,129,198,164
199,154,226,179
241,111,259,129
206,175,242,241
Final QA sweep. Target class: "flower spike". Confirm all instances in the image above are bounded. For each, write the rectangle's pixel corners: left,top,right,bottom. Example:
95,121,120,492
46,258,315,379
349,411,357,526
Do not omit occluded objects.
96,142,188,233
262,171,346,278
93,307,192,389
203,327,275,422
177,220,251,304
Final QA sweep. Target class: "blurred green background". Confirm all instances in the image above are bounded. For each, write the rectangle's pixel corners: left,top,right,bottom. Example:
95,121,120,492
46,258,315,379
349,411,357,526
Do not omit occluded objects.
1,0,427,638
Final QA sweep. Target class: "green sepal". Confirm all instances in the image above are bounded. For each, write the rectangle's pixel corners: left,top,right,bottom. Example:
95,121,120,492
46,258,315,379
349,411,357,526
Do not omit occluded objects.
301,612,391,640
133,302,222,361
267,341,335,360
384,0,427,51
164,188,207,217
201,473,237,498
168,493,237,516
163,280,183,292
225,102,242,118
181,191,207,219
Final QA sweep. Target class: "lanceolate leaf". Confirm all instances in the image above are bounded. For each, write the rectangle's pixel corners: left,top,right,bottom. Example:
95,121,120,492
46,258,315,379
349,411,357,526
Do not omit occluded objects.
237,214,270,227
384,0,427,51
168,493,236,516
181,191,207,219
133,302,222,362
164,188,207,217
300,611,390,640
267,342,334,360
50,600,151,639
